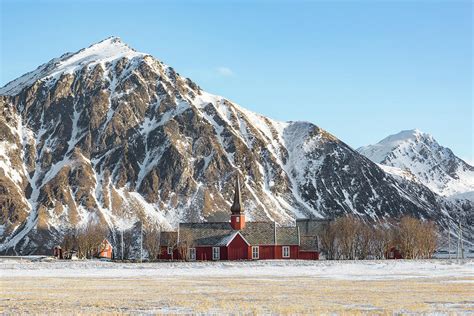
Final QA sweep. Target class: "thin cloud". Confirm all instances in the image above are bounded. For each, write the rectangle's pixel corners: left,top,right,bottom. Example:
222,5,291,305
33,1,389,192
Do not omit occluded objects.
216,66,234,77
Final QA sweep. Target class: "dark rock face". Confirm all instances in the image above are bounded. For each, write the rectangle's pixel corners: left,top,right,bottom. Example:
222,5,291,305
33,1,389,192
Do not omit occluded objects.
0,38,471,254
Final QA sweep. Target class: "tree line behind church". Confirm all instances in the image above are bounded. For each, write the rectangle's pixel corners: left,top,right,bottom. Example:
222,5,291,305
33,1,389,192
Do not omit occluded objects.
61,215,438,261
320,215,437,260
60,215,437,260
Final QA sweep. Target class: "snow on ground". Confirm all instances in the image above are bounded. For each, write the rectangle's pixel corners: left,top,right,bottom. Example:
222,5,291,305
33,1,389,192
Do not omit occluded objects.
1,258,473,281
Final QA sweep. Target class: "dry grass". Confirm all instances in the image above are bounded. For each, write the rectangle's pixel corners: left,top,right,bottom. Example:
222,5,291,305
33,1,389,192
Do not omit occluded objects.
1,275,473,315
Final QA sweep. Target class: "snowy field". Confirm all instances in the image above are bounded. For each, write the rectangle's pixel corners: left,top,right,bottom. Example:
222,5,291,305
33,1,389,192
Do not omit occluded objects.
1,258,473,314
1,257,473,280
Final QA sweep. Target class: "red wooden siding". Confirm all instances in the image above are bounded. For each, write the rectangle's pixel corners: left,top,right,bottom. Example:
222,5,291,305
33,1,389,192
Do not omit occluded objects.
195,246,228,260
271,245,299,259
220,246,228,260
257,246,275,259
227,234,248,260
159,246,180,260
196,247,212,261
231,214,246,230
298,251,319,260
98,240,113,259
159,243,320,261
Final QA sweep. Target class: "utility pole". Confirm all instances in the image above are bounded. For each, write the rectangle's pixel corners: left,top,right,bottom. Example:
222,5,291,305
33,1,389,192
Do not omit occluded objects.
457,220,461,259
460,221,464,259
121,229,124,261
448,226,451,260
140,222,143,263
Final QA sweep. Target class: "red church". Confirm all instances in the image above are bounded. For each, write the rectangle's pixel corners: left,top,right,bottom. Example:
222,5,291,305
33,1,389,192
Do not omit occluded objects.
158,176,323,261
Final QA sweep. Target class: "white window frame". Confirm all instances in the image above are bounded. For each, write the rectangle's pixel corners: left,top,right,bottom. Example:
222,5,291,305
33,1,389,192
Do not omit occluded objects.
212,247,220,260
189,248,196,261
282,246,290,258
167,246,173,255
252,246,259,259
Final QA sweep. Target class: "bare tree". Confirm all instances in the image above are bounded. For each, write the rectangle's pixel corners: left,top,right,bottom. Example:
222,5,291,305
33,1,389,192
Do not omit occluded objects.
121,228,135,260
75,221,108,259
336,216,362,260
320,221,339,260
61,229,78,252
393,216,438,259
419,220,437,259
371,224,395,259
176,241,189,261
356,222,373,260
143,226,161,261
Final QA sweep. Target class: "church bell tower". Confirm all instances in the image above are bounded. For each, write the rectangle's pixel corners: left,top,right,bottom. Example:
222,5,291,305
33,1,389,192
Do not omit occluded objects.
230,174,245,230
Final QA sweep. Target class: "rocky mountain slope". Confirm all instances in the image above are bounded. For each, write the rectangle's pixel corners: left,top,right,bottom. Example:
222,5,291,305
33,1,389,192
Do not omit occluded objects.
357,129,474,200
0,37,471,254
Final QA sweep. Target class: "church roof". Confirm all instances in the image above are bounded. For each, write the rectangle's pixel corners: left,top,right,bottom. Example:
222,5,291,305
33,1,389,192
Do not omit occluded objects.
276,226,300,245
296,218,329,236
241,222,276,245
295,219,326,251
299,235,319,251
179,222,233,247
170,221,299,247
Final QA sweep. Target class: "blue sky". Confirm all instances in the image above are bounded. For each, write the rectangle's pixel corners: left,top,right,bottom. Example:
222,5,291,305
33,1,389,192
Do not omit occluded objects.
1,0,472,162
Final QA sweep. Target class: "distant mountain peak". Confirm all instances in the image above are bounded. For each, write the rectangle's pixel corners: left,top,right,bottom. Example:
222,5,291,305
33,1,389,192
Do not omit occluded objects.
358,130,474,198
98,35,124,43
83,36,137,54
377,129,432,145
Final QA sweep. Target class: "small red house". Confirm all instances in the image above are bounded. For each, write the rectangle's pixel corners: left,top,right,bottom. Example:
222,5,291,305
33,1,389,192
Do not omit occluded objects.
158,175,322,261
386,246,403,259
97,239,113,259
53,245,63,259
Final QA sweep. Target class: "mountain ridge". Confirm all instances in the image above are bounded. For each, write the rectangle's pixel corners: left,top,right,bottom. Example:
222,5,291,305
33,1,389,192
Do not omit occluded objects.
0,37,472,254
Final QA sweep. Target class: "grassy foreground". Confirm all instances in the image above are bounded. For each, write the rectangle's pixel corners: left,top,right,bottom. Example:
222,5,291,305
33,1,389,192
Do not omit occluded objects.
1,274,473,314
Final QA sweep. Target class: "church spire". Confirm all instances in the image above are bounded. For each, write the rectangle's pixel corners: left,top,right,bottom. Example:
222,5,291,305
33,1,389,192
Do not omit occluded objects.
230,174,243,214
230,174,245,230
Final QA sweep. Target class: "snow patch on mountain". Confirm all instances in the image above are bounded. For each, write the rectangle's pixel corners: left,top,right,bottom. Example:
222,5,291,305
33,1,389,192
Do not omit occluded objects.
376,164,420,184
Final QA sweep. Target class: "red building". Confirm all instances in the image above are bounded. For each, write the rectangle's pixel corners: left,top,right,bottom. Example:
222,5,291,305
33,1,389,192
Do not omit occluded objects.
97,239,113,259
53,245,63,259
158,176,323,261
386,246,403,259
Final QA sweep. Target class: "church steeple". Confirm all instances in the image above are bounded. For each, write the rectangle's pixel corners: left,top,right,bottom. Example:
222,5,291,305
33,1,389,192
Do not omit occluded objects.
230,174,245,230
231,174,243,214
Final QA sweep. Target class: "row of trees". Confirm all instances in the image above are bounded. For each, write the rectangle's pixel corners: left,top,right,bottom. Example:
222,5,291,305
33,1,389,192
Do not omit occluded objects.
320,216,438,260
61,222,108,259
61,221,164,260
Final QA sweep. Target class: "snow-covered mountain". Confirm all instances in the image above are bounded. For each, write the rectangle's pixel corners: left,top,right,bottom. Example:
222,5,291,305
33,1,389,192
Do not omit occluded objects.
357,129,474,200
0,37,471,254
